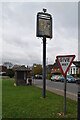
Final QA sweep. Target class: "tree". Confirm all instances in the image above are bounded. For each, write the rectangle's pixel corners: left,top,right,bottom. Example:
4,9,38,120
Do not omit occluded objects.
32,64,42,75
6,69,15,78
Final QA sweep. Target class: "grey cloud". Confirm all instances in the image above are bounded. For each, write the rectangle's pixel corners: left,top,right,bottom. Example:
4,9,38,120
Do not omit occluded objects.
2,2,78,65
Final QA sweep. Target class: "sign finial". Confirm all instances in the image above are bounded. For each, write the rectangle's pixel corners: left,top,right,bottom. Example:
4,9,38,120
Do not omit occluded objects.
43,8,47,13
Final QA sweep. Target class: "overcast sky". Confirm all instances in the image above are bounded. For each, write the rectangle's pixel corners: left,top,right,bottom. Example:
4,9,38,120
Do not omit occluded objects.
0,2,78,66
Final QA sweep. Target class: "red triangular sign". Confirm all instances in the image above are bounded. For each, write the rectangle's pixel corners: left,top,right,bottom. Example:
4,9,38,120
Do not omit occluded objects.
56,55,75,77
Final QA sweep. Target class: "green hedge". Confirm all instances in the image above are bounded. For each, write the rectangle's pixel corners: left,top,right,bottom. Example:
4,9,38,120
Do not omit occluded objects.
2,69,15,78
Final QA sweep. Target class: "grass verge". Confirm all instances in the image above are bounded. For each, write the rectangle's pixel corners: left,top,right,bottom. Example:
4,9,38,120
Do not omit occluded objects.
2,78,77,119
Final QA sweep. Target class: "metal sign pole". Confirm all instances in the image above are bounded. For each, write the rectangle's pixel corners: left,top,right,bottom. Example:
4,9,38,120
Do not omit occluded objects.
56,55,75,116
64,74,67,115
77,80,80,120
43,36,46,98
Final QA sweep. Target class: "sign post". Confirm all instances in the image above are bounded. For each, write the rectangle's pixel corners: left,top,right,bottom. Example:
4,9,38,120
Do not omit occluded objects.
36,9,52,98
43,36,46,98
74,61,80,120
76,80,80,120
56,55,75,115
64,74,67,115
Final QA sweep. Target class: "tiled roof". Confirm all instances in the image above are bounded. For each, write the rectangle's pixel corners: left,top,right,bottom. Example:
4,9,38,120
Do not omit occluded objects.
16,66,30,71
73,61,80,67
53,61,60,69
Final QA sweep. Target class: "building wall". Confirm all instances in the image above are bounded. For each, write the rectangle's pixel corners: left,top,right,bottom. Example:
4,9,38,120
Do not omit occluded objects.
68,66,79,75
51,68,61,74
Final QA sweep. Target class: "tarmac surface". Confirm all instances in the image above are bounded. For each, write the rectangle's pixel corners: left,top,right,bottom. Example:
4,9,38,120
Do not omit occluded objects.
34,79,78,101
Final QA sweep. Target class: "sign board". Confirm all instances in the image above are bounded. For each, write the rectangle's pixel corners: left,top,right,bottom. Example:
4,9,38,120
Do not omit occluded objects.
36,12,52,38
56,55,75,77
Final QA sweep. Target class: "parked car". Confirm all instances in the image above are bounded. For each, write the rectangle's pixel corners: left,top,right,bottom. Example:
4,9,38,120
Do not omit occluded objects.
35,75,42,79
61,75,76,83
51,75,61,82
75,78,80,84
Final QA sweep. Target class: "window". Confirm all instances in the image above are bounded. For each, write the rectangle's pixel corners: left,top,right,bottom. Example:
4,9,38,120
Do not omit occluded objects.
76,68,78,74
71,68,72,74
73,68,75,74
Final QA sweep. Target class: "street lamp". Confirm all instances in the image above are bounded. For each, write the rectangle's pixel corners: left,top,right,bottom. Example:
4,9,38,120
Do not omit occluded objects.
33,64,36,84
46,57,48,79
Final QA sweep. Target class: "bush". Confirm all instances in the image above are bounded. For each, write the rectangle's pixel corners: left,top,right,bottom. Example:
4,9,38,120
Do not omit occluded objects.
2,72,7,76
47,73,52,80
77,74,80,78
6,69,15,78
71,74,80,78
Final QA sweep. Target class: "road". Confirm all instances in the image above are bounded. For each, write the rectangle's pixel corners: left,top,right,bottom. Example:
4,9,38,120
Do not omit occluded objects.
34,79,78,101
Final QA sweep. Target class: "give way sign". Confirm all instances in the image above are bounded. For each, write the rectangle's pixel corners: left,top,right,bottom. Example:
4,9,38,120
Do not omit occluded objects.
56,55,75,77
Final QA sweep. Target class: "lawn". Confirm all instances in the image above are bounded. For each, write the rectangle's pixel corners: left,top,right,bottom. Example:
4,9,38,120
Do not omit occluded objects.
2,78,77,119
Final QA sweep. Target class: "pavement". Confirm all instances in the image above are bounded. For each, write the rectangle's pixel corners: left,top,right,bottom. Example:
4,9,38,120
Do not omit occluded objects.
34,79,78,101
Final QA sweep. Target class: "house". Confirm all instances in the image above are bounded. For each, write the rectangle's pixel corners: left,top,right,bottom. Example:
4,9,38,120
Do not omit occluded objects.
0,66,7,72
46,64,54,74
51,59,61,74
49,59,80,75
66,61,80,75
3,62,13,69
46,59,61,74
73,61,80,68
51,68,61,74
68,63,79,75
0,66,7,76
